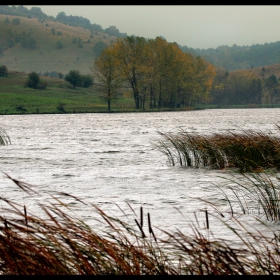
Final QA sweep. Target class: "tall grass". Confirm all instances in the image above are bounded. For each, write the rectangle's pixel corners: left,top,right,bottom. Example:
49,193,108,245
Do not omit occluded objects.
216,171,280,221
1,173,280,274
0,127,11,145
152,126,280,172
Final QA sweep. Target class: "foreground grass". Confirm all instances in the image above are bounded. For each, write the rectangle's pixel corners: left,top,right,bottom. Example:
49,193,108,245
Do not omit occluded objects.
1,172,280,275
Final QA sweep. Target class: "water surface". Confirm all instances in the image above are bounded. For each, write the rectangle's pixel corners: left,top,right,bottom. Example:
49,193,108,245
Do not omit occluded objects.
0,108,280,242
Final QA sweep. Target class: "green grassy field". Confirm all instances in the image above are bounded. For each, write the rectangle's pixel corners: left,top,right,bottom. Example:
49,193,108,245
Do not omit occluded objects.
1,70,277,115
0,71,136,114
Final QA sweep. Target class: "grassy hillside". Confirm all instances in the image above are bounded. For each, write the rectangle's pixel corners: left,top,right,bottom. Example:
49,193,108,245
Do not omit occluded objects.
0,14,116,75
0,71,135,114
245,63,280,79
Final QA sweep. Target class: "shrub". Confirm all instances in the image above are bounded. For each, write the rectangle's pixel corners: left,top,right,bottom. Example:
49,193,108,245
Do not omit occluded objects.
56,40,63,49
25,72,46,89
12,17,20,25
0,65,8,77
21,37,37,49
36,81,47,90
65,70,82,89
81,74,93,88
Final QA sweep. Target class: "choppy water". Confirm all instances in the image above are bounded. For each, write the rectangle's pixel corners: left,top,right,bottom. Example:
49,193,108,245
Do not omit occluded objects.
0,108,280,243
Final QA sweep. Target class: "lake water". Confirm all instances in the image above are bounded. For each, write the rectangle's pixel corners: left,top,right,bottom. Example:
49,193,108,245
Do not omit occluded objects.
0,108,280,244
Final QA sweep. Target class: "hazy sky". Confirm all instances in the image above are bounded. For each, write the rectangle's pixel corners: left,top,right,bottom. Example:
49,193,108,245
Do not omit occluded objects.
25,5,280,49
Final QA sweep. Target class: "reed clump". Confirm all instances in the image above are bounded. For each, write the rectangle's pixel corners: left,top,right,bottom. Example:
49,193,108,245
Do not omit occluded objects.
1,173,280,274
0,127,11,146
152,126,280,172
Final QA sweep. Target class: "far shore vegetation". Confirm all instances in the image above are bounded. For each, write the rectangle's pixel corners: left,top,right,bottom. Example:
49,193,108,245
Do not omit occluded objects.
1,68,280,115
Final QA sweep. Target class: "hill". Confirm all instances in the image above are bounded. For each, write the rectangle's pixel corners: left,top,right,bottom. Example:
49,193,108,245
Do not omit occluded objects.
245,63,280,79
180,42,280,72
0,14,117,75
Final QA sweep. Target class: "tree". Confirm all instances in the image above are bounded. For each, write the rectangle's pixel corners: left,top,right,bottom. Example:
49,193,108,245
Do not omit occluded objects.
264,75,279,104
58,72,64,79
92,46,121,112
56,40,63,49
113,36,148,109
21,37,37,49
12,17,20,25
93,41,107,57
25,72,46,89
81,74,93,88
65,70,82,89
0,65,8,77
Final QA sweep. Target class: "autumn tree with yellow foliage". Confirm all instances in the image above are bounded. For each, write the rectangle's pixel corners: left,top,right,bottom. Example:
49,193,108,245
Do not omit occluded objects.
92,46,121,112
93,36,216,110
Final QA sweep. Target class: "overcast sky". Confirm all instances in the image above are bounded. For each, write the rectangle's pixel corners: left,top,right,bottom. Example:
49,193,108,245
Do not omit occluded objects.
25,5,280,49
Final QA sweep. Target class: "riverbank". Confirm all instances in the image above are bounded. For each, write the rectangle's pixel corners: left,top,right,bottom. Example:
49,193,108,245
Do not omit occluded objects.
1,71,280,115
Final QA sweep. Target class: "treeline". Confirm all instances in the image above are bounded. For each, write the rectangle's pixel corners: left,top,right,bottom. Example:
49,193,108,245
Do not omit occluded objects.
210,68,280,105
0,5,127,38
181,42,280,71
93,36,216,111
0,5,51,20
55,12,127,38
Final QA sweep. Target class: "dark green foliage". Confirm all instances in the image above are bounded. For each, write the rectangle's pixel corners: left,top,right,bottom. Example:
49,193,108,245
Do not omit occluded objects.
64,70,93,89
57,102,66,113
4,17,9,23
29,7,48,20
0,65,8,77
6,38,14,48
93,41,107,56
11,17,20,25
104,25,119,36
25,71,46,89
0,5,53,21
55,40,63,49
81,74,93,88
15,105,27,112
64,70,82,89
181,41,280,71
21,37,37,49
56,11,104,33
58,72,64,79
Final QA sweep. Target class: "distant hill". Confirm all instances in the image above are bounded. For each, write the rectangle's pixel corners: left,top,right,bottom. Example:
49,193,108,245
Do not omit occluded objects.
180,42,280,72
3,5,280,75
0,14,117,75
245,63,280,79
